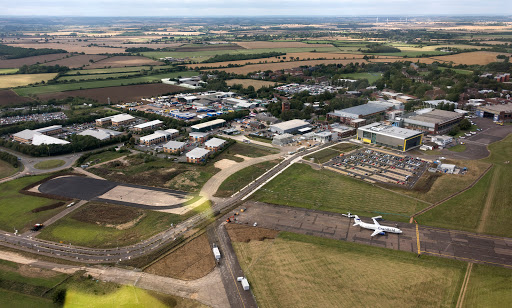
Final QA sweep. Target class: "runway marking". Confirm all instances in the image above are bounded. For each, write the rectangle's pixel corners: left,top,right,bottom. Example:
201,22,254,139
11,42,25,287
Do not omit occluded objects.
456,263,473,308
421,251,512,269
416,223,421,255
214,227,246,308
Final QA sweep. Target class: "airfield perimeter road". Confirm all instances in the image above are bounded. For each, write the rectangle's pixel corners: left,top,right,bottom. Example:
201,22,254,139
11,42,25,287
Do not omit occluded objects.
235,201,512,269
0,142,335,263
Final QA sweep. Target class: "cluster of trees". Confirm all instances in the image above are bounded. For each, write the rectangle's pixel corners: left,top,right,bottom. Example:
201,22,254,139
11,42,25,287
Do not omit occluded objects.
449,119,472,136
362,44,401,53
202,52,285,63
0,106,61,117
125,47,158,53
18,64,69,74
0,44,66,59
0,151,19,168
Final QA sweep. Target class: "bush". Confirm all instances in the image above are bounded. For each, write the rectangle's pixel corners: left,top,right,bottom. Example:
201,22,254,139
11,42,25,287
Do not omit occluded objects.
0,151,18,168
52,288,67,305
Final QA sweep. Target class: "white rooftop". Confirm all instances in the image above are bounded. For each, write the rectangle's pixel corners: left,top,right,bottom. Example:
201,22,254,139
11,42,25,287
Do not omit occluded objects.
191,119,226,130
270,119,309,131
163,140,186,149
133,120,163,129
359,123,422,140
205,138,226,148
32,133,69,145
186,147,210,159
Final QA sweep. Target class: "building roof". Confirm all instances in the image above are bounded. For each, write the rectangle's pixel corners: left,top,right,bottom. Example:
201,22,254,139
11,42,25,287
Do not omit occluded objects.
270,119,310,131
358,123,422,140
163,140,186,149
205,138,226,148
133,120,163,129
190,119,226,130
478,103,512,113
190,132,208,137
111,114,135,123
405,109,462,126
273,133,294,140
34,125,62,133
79,129,111,140
186,147,210,159
13,129,36,141
32,133,70,145
330,104,389,119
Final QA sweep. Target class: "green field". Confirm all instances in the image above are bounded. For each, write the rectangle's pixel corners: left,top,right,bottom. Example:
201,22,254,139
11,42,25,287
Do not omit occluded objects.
215,160,280,197
338,72,383,84
37,202,183,248
418,134,512,236
58,71,141,81
0,159,19,179
143,46,341,62
438,66,474,75
304,143,359,164
64,66,164,75
0,175,63,232
226,142,279,158
448,144,467,152
0,68,19,75
86,151,127,166
34,159,66,170
462,264,512,307
13,71,198,96
251,163,429,221
246,135,272,143
233,232,466,308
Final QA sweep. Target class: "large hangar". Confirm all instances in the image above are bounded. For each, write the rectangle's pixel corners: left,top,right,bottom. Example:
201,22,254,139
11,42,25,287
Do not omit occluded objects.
357,123,423,152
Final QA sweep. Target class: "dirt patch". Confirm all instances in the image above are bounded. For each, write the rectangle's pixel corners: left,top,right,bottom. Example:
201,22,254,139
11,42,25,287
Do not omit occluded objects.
0,89,33,106
106,212,146,230
0,53,70,68
214,159,238,170
72,202,144,225
166,170,201,190
86,56,163,69
17,264,61,279
225,224,278,242
144,234,215,280
35,83,187,104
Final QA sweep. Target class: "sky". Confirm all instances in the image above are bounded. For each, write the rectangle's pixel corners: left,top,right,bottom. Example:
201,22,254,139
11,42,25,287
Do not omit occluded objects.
1,0,511,17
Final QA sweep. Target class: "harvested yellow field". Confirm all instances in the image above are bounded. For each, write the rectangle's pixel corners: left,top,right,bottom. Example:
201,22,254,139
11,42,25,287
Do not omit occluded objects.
237,41,329,49
430,51,510,65
225,79,280,89
0,73,58,88
209,59,370,74
233,233,465,308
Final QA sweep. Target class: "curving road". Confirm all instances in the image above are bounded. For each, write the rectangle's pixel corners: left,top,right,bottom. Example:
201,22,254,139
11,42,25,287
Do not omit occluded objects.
0,142,334,263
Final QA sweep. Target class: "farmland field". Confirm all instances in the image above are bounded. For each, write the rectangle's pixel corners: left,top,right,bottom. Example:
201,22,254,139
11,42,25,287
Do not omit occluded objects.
0,73,58,88
233,232,465,308
225,79,279,89
3,42,126,54
0,175,63,232
44,54,108,68
37,202,183,248
0,68,19,74
58,71,141,81
0,53,69,69
64,65,161,75
462,264,512,307
35,83,188,104
430,51,510,65
85,55,163,69
13,71,196,96
0,89,34,106
236,41,331,49
251,163,429,221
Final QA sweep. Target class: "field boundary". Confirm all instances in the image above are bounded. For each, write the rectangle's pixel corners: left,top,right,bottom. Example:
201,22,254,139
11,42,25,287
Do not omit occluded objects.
455,263,473,308
412,164,493,219
476,168,499,233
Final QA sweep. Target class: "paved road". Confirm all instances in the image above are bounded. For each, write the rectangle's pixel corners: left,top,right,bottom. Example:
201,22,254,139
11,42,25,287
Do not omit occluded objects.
234,201,512,269
0,142,334,263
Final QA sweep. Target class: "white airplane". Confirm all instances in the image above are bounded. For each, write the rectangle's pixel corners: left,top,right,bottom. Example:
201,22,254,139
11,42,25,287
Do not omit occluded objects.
352,215,402,237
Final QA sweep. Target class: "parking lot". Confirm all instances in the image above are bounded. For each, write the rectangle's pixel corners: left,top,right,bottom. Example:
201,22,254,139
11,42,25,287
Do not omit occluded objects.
323,148,430,188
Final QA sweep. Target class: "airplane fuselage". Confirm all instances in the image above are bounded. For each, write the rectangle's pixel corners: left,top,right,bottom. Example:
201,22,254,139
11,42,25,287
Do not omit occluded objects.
354,216,402,236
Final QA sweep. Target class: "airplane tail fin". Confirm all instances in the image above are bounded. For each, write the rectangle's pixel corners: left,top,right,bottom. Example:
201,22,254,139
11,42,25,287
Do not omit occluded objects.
353,215,361,226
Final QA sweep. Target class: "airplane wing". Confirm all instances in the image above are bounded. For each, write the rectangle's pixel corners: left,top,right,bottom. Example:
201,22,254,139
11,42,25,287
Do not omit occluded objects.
371,230,383,237
371,218,381,225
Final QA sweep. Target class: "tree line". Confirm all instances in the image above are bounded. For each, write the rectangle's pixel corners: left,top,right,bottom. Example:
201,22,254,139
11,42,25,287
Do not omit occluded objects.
202,52,285,63
17,64,69,74
0,44,66,59
0,151,19,168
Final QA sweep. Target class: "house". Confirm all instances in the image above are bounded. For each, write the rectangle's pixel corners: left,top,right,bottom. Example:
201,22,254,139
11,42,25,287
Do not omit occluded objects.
189,132,208,143
186,147,210,163
163,141,186,154
204,138,227,152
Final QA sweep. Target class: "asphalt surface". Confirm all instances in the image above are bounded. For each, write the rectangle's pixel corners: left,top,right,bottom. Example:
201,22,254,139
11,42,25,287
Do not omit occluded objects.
234,201,512,269
0,142,334,263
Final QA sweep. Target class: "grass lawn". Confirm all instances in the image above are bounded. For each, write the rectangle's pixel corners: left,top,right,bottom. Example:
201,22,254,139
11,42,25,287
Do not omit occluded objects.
462,264,512,307
0,289,58,308
438,66,474,75
233,232,466,308
86,151,127,166
448,144,467,152
0,175,63,232
418,134,512,236
0,160,19,179
226,142,279,158
0,68,19,75
37,202,183,248
304,143,360,164
13,71,197,96
251,163,429,221
215,160,280,197
338,72,383,84
34,159,66,170
246,135,272,144
0,73,58,89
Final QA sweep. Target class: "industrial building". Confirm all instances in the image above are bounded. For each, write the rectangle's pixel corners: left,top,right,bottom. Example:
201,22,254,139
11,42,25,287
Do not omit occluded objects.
191,119,226,132
163,141,186,154
357,123,423,152
272,133,294,146
327,103,389,126
403,109,464,134
476,103,512,122
96,114,135,127
132,120,163,132
204,138,227,152
189,132,208,143
186,147,210,163
78,128,122,141
139,129,179,145
13,125,64,144
269,119,310,134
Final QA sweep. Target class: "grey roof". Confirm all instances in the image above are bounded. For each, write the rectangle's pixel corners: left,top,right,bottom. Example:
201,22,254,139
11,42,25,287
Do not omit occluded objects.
270,119,309,131
358,123,422,140
186,147,210,159
13,129,36,140
205,138,226,148
190,119,226,130
190,132,208,137
405,109,462,125
163,140,186,149
330,104,389,118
